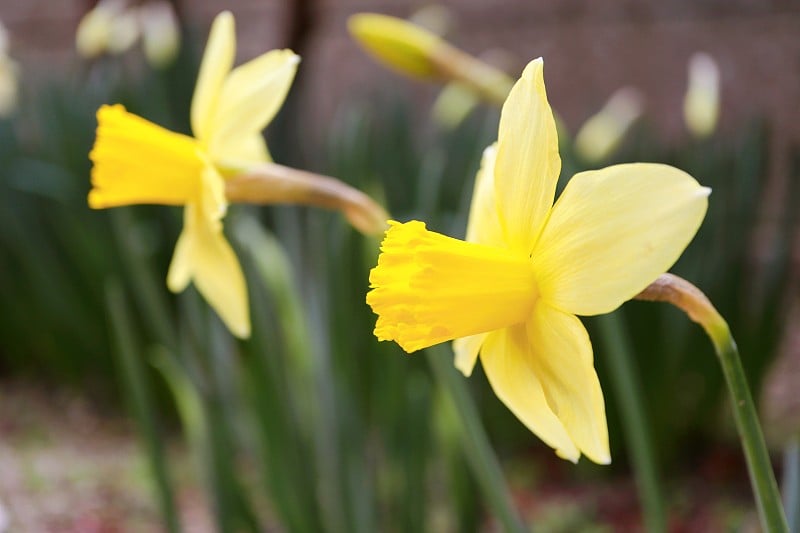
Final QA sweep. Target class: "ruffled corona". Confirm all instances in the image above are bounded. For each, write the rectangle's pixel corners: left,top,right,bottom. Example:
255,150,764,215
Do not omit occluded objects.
367,220,538,352
88,104,214,210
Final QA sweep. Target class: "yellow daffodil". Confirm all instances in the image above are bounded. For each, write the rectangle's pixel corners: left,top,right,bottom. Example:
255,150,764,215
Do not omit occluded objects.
366,58,710,463
88,11,299,338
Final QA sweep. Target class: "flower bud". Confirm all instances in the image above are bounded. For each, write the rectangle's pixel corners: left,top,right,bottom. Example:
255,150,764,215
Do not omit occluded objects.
574,87,644,163
683,52,720,139
139,1,180,68
348,13,443,79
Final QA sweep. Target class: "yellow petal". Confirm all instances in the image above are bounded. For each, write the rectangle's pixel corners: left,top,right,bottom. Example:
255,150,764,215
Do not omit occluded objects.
494,57,561,255
452,333,486,377
366,220,537,352
526,303,610,464
167,223,192,292
209,49,299,160
191,11,235,143
480,325,579,461
88,105,205,208
214,133,272,172
167,200,250,338
533,163,710,316
465,143,504,248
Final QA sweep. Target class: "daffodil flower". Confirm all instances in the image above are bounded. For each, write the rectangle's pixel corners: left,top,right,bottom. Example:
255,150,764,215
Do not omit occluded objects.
88,11,299,338
366,58,710,463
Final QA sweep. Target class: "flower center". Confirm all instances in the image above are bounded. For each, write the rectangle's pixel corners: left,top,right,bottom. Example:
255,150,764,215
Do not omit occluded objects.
367,220,538,352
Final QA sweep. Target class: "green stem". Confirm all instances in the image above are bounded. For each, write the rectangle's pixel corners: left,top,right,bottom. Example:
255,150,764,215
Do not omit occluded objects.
636,274,788,532
426,345,527,533
595,313,666,533
714,323,788,531
783,438,799,532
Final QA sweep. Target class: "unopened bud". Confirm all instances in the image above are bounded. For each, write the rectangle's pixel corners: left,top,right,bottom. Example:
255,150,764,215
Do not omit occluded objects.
683,52,720,139
0,20,9,55
0,54,18,117
106,7,140,55
348,13,443,79
76,0,127,58
574,87,644,164
139,1,180,68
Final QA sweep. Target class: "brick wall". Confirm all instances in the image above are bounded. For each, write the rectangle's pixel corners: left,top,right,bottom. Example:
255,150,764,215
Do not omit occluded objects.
0,1,797,160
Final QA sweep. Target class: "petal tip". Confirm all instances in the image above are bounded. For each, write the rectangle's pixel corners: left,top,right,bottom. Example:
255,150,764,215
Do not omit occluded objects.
214,10,234,26
231,321,251,339
521,56,544,79
454,359,474,377
556,447,581,464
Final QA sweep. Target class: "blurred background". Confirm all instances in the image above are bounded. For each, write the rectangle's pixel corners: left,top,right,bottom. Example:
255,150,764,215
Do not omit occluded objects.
0,0,798,531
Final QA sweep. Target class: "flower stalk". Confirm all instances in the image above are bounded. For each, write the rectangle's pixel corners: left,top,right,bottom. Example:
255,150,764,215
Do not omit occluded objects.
635,273,789,532
428,43,513,107
225,163,389,236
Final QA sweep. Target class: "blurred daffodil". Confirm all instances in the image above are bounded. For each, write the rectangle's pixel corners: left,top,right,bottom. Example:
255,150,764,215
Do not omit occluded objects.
0,20,18,117
683,52,720,139
76,0,140,58
574,87,643,164
366,58,710,463
88,11,299,338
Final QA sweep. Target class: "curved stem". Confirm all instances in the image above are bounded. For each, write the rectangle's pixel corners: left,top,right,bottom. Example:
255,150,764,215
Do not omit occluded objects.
225,163,388,236
636,274,788,532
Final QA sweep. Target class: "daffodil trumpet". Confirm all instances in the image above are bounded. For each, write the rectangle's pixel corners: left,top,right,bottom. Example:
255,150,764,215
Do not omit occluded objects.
366,57,710,464
635,273,789,532
225,163,389,235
